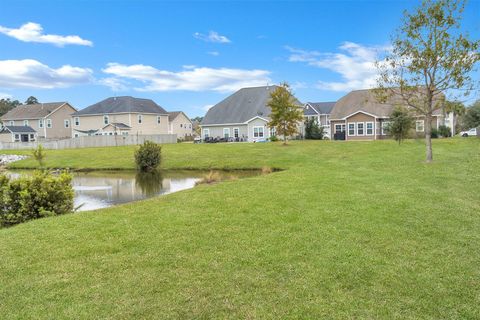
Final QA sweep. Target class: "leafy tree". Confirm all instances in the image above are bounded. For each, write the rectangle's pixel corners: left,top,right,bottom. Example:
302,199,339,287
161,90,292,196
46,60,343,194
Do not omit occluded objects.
135,141,162,172
304,118,325,140
377,0,480,162
463,100,480,129
0,98,20,117
387,107,415,144
267,83,303,145
444,100,466,135
32,145,46,168
25,96,39,105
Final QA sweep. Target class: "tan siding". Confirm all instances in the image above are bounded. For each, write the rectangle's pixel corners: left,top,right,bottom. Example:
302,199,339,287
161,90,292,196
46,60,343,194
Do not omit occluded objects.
346,113,376,141
169,113,193,138
46,103,76,139
73,113,169,135
0,133,13,143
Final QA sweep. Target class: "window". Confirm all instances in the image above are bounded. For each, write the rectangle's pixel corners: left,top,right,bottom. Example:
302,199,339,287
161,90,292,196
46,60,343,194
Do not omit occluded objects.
64,120,70,128
9,121,14,126
270,127,276,137
357,122,365,136
366,122,374,135
29,134,35,140
74,117,80,126
253,126,264,138
24,120,29,126
137,114,143,124
348,123,355,136
74,133,79,138
103,115,109,125
335,124,346,133
416,120,425,132
223,128,230,138
14,134,20,141
38,119,44,128
157,116,161,124
180,124,183,128
189,124,192,129
381,121,390,135
233,128,239,138
46,119,52,128
203,128,210,138
122,131,129,136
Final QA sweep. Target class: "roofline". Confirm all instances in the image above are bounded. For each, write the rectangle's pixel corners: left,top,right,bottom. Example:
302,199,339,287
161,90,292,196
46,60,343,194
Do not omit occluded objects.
73,111,169,117
101,123,132,130
200,115,270,127
304,103,320,115
168,111,192,122
1,102,74,120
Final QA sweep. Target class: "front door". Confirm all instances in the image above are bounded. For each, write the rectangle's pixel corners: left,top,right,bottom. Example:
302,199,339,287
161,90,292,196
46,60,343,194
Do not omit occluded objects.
21,134,29,142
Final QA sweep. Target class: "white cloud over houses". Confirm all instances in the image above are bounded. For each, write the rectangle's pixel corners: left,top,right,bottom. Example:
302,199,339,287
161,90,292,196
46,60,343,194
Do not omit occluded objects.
102,63,271,92
0,22,93,47
193,31,231,43
286,42,391,92
0,59,93,89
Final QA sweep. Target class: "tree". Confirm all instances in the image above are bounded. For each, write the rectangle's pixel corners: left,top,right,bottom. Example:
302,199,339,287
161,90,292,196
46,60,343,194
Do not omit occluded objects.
32,145,46,168
387,107,415,144
25,96,39,105
304,118,325,140
463,100,480,129
377,0,480,162
444,100,466,135
267,83,304,145
0,98,20,117
135,141,162,172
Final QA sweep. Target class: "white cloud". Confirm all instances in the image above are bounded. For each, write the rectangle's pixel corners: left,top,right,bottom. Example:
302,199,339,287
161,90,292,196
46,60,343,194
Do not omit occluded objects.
102,63,271,92
0,59,93,89
202,104,214,112
0,22,92,47
0,92,13,100
286,42,391,92
193,31,231,43
207,51,220,56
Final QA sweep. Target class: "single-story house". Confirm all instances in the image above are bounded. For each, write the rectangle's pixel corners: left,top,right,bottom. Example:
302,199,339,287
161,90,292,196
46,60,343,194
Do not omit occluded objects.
330,89,445,141
200,85,303,142
304,102,336,138
0,126,38,143
168,111,193,139
71,96,170,137
0,102,77,140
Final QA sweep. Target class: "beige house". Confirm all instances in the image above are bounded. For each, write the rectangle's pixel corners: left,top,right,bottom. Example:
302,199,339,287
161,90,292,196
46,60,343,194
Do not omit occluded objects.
168,111,193,139
71,96,169,137
0,126,38,143
0,102,77,140
330,89,444,141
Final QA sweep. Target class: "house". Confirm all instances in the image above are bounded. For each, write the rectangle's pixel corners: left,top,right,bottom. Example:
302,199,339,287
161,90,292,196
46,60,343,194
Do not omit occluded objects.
168,111,193,139
329,89,445,141
200,85,303,142
0,126,38,143
71,96,170,137
304,102,335,138
0,102,77,140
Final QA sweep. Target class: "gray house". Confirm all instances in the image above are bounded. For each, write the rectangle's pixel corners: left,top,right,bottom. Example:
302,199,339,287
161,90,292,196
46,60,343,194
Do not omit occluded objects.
200,85,303,142
303,102,335,138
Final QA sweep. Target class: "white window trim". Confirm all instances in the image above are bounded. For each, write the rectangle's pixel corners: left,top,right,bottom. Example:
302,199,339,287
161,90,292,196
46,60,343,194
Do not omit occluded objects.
416,120,425,132
138,114,143,124
203,128,210,138
74,117,80,126
368,122,375,135
64,119,70,128
157,116,161,124
334,124,345,133
253,126,264,138
347,123,356,136
23,120,29,126
9,121,14,126
356,122,365,136
103,115,109,125
233,127,240,138
38,119,44,128
46,119,52,128
223,128,230,138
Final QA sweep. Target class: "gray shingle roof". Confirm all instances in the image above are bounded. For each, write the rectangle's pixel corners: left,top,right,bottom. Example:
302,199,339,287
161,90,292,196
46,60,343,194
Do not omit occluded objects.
201,86,302,125
1,126,37,133
168,111,181,122
73,96,168,116
304,102,335,116
109,122,131,129
1,102,67,120
330,89,444,120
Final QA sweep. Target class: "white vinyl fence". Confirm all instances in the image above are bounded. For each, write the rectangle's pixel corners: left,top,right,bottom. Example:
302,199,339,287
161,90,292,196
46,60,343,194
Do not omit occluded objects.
0,134,177,150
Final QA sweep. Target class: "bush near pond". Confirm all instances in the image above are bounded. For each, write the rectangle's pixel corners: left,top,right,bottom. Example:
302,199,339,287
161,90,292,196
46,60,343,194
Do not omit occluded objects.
135,141,162,172
0,171,74,227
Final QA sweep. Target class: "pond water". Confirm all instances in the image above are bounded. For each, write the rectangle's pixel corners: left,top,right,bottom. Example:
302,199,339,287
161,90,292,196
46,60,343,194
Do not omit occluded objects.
8,170,260,211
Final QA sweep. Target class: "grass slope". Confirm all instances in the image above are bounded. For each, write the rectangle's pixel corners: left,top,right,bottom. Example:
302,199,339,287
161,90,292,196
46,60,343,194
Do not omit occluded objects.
1,139,480,319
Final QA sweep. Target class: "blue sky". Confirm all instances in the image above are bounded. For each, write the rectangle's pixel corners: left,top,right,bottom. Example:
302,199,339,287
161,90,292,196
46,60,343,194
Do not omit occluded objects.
0,0,479,117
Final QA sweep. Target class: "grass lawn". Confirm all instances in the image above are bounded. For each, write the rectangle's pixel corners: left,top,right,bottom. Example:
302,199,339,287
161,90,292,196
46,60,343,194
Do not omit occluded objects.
1,139,480,319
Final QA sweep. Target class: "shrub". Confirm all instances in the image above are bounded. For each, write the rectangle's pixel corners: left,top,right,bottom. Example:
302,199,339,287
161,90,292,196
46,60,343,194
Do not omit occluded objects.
135,141,162,172
431,128,439,139
270,135,279,142
304,118,325,140
438,125,451,137
387,107,414,144
32,144,46,167
0,171,74,227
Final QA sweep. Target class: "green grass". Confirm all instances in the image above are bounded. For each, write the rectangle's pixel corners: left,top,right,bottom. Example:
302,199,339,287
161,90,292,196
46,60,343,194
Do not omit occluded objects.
1,139,480,319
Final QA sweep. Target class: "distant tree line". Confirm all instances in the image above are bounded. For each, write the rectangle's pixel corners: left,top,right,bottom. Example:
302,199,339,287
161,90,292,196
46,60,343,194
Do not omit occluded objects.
0,96,40,117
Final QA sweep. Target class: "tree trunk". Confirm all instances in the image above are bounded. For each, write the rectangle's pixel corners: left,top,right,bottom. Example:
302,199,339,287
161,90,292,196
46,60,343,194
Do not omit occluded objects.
425,113,433,163
283,124,287,145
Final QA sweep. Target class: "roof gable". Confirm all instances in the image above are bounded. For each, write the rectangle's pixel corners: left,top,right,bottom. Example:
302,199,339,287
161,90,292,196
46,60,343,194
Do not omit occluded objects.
74,96,168,116
1,102,68,120
1,125,37,133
